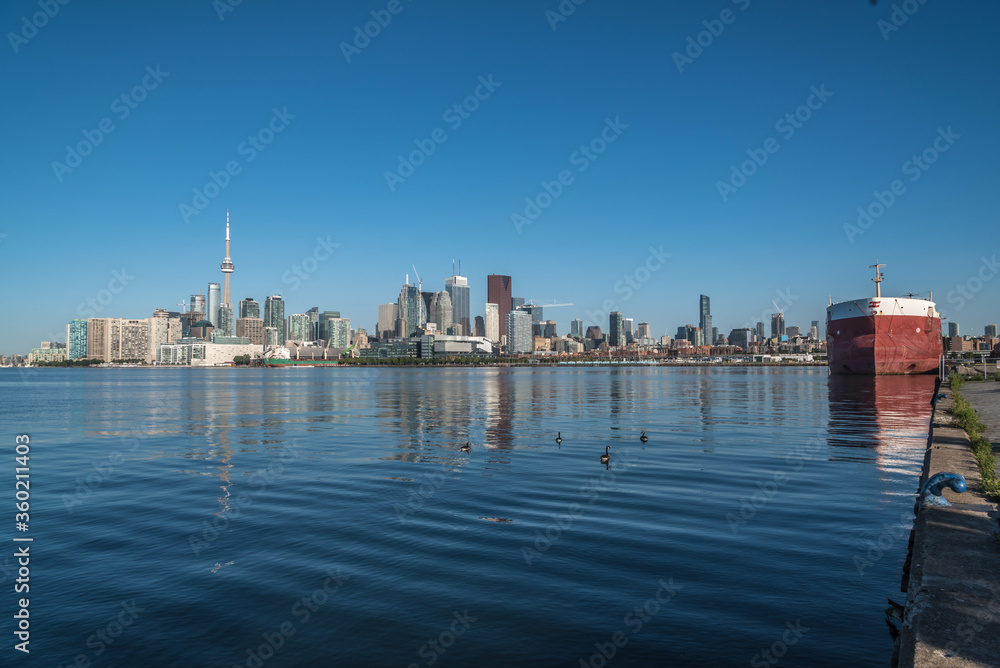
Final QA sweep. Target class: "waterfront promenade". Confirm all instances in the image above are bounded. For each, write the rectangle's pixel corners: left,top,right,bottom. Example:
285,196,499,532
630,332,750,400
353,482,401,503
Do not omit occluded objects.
899,380,1000,667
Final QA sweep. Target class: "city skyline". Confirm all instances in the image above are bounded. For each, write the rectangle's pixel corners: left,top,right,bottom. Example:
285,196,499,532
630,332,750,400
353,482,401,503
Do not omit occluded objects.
3,2,999,353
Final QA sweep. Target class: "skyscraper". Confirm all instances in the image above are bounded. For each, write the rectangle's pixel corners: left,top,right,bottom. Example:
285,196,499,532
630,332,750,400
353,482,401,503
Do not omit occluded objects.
506,309,532,354
771,313,785,339
239,298,260,319
398,282,425,337
699,295,712,345
810,320,820,340
445,272,470,336
207,283,221,329
487,275,512,339
623,318,634,344
326,317,351,349
66,319,87,359
485,303,499,343
217,304,233,337
948,322,959,337
264,296,285,340
235,317,264,345
987,324,998,338
429,291,453,333
377,303,398,340
636,322,650,340
189,294,205,316
287,314,310,342
756,322,765,340
474,316,485,337
220,210,235,308
571,319,583,338
318,311,342,341
306,307,319,340
608,311,624,347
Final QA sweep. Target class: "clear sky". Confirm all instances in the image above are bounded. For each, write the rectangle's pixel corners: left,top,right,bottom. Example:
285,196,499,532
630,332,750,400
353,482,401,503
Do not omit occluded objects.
2,0,998,353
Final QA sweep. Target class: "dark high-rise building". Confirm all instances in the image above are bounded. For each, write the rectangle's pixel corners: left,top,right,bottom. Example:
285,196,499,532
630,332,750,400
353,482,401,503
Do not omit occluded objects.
756,321,765,340
609,311,624,347
699,295,712,345
487,275,512,339
239,298,259,319
586,325,603,340
474,316,485,338
986,324,998,338
307,307,319,340
771,313,785,339
571,319,583,338
711,326,719,345
947,322,959,338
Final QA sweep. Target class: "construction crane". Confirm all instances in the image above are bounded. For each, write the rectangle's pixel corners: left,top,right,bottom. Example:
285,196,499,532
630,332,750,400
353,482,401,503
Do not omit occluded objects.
525,300,573,308
177,298,190,312
411,264,423,291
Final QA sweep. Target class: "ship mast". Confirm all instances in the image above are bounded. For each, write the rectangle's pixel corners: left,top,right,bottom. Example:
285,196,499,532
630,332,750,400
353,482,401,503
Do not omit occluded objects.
870,261,885,299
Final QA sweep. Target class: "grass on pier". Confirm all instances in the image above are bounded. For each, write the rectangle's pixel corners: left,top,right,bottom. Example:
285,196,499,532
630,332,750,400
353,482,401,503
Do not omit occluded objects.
948,375,1000,500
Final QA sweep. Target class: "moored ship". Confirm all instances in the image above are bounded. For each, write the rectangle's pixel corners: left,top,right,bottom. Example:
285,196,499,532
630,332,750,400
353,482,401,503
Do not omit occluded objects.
826,263,942,375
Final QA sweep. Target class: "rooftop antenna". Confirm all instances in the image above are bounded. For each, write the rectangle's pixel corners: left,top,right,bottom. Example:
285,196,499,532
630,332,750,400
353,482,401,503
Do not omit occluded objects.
870,260,885,298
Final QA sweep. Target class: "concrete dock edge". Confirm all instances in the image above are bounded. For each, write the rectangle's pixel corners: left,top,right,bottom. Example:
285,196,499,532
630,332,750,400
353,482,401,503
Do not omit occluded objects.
897,390,1000,667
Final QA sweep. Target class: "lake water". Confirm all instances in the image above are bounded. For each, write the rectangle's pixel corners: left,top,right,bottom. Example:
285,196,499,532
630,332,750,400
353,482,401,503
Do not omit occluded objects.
0,366,937,667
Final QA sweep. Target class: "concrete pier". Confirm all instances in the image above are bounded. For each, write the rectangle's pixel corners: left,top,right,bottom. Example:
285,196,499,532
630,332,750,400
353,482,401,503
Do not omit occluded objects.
898,382,1000,667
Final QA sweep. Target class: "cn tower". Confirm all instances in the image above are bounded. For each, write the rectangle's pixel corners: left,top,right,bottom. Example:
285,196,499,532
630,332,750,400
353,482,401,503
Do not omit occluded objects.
221,210,235,305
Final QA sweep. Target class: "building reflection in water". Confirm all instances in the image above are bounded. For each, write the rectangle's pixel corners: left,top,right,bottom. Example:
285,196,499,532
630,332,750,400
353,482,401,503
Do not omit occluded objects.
827,374,937,477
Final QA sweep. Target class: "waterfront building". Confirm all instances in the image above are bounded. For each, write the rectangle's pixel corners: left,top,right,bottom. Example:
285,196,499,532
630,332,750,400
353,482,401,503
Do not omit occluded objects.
318,311,342,342
398,283,425,337
987,324,998,338
148,309,182,364
488,275,513,339
66,319,88,359
377,303,398,340
239,298,260,319
485,303,500,343
948,322,959,337
571,319,583,339
445,273,471,336
207,283,221,329
506,309,532,354
28,343,68,365
771,313,785,339
264,326,281,347
608,311,624,347
235,317,264,345
326,317,351,349
287,314,310,342
217,304,233,337
699,295,712,346
85,318,151,361
264,296,285,339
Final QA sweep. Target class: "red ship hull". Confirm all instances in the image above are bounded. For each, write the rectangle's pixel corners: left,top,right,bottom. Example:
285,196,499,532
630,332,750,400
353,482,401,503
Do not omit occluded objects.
827,313,941,375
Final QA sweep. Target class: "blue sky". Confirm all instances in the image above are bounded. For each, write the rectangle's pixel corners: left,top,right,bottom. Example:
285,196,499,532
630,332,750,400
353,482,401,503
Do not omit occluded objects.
2,0,998,353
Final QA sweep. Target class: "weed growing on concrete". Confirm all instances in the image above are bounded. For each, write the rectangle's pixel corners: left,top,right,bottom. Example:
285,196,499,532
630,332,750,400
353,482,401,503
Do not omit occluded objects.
947,380,1000,500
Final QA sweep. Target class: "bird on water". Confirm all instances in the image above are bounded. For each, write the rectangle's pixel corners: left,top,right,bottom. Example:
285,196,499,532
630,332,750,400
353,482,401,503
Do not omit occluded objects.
556,432,562,444
640,431,648,443
600,446,610,464
461,442,471,452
